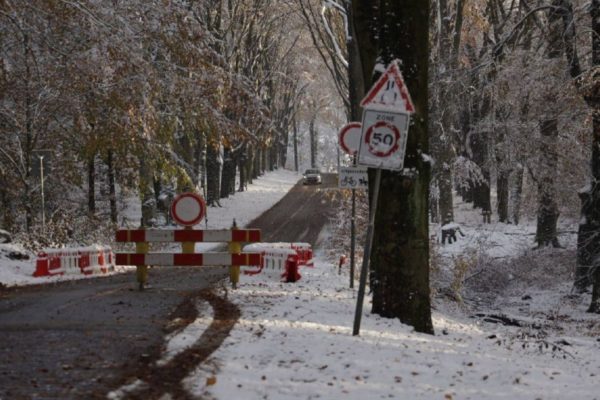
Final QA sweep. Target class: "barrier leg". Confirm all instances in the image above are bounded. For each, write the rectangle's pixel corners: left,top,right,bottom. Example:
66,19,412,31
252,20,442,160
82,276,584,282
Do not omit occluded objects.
228,240,242,289
136,242,149,290
136,265,148,290
33,252,49,277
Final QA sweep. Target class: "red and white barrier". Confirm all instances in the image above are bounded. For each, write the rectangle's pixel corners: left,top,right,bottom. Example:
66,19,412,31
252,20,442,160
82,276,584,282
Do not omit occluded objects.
114,252,261,267
115,229,261,243
34,245,114,277
242,242,313,281
290,243,314,267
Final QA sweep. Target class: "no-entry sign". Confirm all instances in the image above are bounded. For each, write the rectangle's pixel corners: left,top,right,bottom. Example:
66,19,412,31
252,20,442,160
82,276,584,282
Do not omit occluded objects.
357,109,409,170
338,122,362,155
171,192,206,227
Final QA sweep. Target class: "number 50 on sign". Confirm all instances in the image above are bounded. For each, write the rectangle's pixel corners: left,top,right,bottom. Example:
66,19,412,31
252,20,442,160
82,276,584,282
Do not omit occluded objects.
357,109,410,171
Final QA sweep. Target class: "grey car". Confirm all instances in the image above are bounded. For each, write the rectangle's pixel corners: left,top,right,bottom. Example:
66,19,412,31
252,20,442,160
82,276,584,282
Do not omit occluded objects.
302,168,322,185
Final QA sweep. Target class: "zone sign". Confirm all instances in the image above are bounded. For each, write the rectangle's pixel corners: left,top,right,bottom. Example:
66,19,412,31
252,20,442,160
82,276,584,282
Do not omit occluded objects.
357,109,409,171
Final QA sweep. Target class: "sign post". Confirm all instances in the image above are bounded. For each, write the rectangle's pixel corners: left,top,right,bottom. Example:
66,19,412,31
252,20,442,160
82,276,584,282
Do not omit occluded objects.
338,122,364,289
32,150,52,233
352,60,414,336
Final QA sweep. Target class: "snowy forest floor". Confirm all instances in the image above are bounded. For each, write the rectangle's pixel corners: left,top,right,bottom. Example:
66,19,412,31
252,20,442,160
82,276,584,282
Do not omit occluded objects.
165,195,599,399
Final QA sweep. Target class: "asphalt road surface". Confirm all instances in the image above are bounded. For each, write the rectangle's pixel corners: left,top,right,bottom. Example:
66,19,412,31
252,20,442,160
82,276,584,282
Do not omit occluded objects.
0,173,339,400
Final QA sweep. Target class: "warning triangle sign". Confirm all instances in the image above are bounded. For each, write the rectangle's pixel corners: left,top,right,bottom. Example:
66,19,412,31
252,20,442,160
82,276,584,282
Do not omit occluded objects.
360,60,415,113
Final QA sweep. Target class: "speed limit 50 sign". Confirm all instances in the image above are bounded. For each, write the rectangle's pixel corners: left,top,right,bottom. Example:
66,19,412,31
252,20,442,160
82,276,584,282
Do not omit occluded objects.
357,109,410,170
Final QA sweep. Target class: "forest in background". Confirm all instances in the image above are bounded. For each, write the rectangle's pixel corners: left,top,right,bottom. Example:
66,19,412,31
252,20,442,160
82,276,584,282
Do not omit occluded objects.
0,0,343,248
1,1,599,312
302,0,599,318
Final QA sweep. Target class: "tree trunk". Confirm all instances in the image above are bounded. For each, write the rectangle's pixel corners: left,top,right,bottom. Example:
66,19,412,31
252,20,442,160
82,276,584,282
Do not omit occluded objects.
220,147,234,199
590,266,600,313
0,179,14,230
107,150,117,224
347,1,365,123
292,117,299,172
261,147,267,174
583,0,600,309
254,147,261,179
238,144,247,192
469,131,491,216
206,139,222,206
438,165,454,225
362,0,433,334
535,119,560,247
139,157,155,227
511,164,524,225
309,116,318,168
194,131,206,194
430,180,440,224
87,156,96,216
497,169,510,223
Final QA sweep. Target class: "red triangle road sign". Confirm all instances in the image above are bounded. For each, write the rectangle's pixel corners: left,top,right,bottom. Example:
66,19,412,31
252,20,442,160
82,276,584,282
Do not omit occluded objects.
360,60,415,113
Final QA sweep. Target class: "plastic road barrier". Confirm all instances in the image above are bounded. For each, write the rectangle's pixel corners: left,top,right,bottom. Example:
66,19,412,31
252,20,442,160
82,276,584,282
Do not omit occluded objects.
242,242,314,282
33,246,114,277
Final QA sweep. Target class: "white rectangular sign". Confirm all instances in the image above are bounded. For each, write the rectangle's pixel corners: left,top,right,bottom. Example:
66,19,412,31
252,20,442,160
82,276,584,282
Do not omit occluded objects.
357,109,410,170
339,166,369,189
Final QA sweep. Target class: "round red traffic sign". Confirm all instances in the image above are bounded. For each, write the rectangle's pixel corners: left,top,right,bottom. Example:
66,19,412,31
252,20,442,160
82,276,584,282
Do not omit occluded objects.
171,192,206,227
338,122,362,155
363,121,400,157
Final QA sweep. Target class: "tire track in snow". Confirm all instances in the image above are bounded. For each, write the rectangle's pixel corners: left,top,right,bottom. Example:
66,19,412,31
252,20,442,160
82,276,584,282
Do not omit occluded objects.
108,288,239,400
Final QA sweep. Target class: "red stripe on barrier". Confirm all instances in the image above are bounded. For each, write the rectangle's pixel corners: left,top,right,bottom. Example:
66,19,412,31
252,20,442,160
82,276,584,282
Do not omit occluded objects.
232,253,262,266
115,230,146,242
173,230,204,242
173,253,203,266
115,253,146,265
115,230,128,242
116,229,261,242
130,231,146,242
249,230,261,242
231,230,261,242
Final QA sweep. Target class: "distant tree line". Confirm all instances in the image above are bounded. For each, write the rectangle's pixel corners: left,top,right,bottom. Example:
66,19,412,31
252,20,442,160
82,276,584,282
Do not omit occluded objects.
0,0,305,235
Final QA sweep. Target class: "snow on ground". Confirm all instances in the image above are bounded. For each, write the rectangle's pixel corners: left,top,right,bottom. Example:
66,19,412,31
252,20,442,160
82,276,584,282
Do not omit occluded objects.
181,254,599,400
2,169,599,399
0,168,300,287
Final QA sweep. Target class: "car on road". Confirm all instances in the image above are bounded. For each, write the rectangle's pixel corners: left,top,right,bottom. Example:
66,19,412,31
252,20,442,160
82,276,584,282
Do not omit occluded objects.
302,168,322,185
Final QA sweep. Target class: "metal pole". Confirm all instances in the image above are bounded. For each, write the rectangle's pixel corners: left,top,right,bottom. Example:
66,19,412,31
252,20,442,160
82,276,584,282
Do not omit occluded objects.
40,156,45,232
350,153,358,288
353,168,381,336
350,187,356,288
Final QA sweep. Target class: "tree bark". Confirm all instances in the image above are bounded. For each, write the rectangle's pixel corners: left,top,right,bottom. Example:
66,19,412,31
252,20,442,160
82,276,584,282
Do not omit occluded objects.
469,131,491,215
511,164,524,225
206,138,222,206
497,169,510,223
347,2,364,122
107,150,117,224
439,166,454,225
293,115,299,172
309,115,318,168
583,0,600,309
87,156,96,216
362,0,433,334
535,119,560,247
139,157,155,227
220,147,235,199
